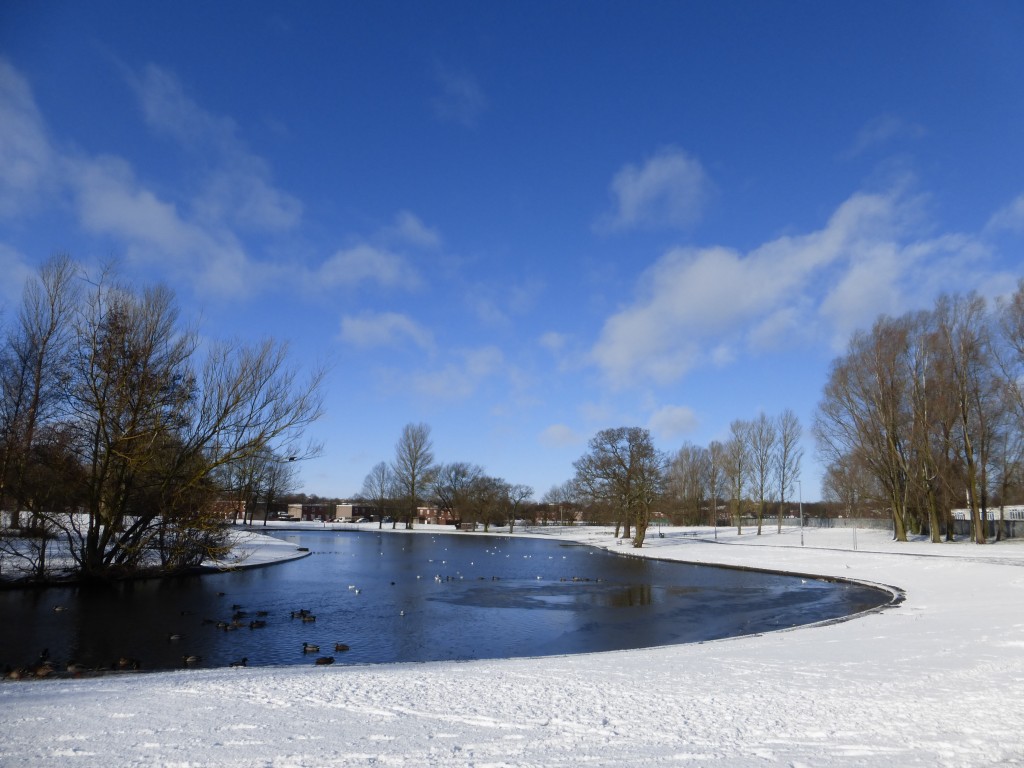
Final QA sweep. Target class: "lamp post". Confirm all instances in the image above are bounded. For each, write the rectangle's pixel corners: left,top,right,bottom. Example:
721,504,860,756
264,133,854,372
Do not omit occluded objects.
798,479,804,546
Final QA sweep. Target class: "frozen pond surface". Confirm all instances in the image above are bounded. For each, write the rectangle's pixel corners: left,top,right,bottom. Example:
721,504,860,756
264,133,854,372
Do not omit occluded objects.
0,529,887,671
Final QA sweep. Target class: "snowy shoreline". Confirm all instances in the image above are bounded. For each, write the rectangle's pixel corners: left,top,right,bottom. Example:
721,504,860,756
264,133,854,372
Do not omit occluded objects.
3,524,1023,767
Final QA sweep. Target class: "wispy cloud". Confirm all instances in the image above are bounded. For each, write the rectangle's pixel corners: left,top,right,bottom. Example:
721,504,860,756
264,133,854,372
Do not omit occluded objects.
383,210,442,249
539,331,569,353
539,424,584,448
466,278,543,327
0,59,298,298
0,243,35,306
597,146,711,232
431,64,487,128
412,346,504,400
843,114,926,159
648,405,698,440
65,153,256,297
339,311,434,351
310,211,446,292
126,64,302,233
591,185,1004,388
0,58,56,217
986,194,1024,234
317,243,421,290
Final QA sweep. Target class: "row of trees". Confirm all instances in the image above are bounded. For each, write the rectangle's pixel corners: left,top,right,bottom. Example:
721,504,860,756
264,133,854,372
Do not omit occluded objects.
360,423,535,533
357,414,805,550
814,283,1024,543
0,255,324,581
565,414,803,548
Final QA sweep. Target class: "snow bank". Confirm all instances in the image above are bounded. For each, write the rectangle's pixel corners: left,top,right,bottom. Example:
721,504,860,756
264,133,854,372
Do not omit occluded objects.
2,524,1023,767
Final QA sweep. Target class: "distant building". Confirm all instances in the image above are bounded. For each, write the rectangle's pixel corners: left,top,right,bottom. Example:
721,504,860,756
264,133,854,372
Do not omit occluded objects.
951,505,1024,521
333,503,380,522
287,503,333,521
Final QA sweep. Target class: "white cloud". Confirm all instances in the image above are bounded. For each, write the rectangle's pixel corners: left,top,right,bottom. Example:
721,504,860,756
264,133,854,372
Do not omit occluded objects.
412,346,504,400
598,146,711,232
0,243,35,306
986,194,1024,234
539,424,584,447
70,155,193,248
0,59,303,299
591,186,999,387
466,279,543,328
339,311,434,351
539,331,568,353
65,153,257,297
385,210,441,249
648,405,698,440
317,244,421,290
128,64,302,233
195,161,303,233
128,63,235,148
311,211,445,293
431,65,487,128
843,114,926,158
0,58,56,217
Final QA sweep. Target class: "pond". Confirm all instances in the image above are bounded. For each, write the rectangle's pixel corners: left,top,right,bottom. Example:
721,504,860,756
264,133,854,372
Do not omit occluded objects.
0,530,890,674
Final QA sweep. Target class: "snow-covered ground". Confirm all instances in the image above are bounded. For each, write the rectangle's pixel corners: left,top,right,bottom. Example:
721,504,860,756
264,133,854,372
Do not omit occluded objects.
3,523,1023,767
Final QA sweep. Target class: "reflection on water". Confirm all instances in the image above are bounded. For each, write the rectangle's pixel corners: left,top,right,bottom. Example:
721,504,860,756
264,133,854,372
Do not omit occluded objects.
0,530,889,673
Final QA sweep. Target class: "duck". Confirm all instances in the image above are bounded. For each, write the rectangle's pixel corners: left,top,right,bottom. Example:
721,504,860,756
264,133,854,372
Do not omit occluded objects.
334,642,350,652
302,643,320,653
249,619,266,629
314,656,335,665
182,654,201,666
229,657,248,667
301,614,316,623
167,633,183,641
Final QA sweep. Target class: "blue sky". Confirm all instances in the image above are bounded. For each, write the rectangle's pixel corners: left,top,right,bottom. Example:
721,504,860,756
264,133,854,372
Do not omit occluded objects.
3,1,1024,501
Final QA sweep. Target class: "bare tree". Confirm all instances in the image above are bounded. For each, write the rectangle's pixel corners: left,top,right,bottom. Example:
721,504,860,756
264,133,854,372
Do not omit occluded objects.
707,440,726,528
391,422,435,529
541,480,579,525
822,452,874,519
258,452,299,526
815,317,915,541
473,475,510,532
774,409,802,533
993,280,1024,538
934,293,999,543
431,461,482,527
361,461,396,528
723,419,751,534
995,279,1024,423
505,483,534,532
0,254,77,530
573,427,665,547
0,258,325,581
747,412,777,535
64,276,200,578
666,442,710,525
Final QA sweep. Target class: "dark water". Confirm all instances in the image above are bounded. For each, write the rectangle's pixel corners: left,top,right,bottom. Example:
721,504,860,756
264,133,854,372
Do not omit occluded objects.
0,530,889,673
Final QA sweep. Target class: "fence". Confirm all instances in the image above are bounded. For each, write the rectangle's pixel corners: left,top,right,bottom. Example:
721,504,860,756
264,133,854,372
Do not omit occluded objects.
801,515,1023,539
